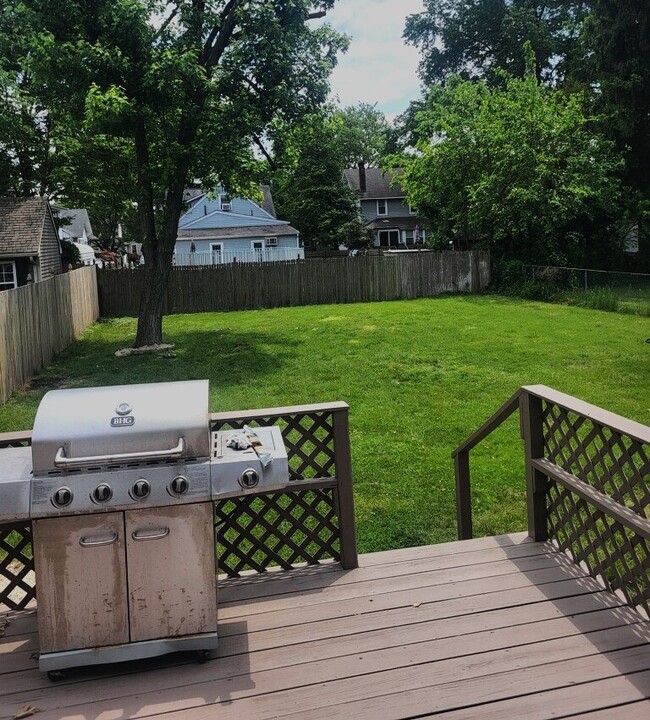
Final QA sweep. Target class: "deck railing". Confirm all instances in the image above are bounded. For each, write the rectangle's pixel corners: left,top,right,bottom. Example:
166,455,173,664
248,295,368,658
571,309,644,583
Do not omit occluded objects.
0,402,357,611
453,385,650,617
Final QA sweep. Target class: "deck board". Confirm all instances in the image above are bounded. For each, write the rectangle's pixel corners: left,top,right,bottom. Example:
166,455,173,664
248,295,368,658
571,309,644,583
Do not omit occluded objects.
1,532,649,719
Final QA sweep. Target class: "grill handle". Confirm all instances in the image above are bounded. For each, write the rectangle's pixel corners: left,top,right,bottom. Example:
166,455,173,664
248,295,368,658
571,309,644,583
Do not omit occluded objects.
131,527,170,542
54,438,185,468
79,532,119,548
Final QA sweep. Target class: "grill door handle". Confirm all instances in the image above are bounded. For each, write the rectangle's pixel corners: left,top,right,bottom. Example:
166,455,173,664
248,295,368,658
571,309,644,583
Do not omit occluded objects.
79,532,119,548
131,527,170,542
54,438,185,468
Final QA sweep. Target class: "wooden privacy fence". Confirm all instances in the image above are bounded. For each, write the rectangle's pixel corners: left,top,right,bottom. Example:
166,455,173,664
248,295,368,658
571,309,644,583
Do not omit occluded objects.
453,385,650,618
97,251,490,317
0,266,99,405
0,402,357,611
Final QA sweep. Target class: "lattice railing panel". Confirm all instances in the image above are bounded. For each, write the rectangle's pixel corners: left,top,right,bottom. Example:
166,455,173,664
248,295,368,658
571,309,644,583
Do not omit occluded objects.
542,402,650,519
215,488,340,576
0,526,35,611
547,480,650,617
211,411,337,481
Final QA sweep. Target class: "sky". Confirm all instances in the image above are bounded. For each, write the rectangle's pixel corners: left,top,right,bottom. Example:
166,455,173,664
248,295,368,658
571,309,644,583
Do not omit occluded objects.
316,0,426,120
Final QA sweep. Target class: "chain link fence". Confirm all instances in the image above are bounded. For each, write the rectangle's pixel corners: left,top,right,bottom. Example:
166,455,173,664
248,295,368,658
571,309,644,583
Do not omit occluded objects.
527,265,650,314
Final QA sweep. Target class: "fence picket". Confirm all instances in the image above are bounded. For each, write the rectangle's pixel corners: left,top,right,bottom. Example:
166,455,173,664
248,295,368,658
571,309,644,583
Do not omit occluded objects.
0,267,99,404
97,252,490,317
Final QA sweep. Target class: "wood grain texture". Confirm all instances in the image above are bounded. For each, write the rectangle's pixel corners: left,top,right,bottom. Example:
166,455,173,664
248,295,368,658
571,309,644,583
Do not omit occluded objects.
2,534,649,720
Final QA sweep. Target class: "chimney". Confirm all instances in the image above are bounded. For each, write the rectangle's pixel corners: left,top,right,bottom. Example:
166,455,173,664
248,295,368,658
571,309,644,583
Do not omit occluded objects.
358,161,366,194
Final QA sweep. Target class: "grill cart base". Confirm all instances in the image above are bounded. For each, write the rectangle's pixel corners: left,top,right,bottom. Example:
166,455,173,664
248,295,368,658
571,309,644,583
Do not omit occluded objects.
39,631,220,673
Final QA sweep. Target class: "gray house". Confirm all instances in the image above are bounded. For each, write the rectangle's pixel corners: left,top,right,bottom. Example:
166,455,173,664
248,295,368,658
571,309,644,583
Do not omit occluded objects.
0,197,62,291
344,166,429,249
174,188,302,265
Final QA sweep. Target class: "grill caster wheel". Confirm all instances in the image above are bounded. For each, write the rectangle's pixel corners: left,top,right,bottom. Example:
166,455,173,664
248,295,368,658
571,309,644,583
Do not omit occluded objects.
48,670,66,682
197,650,211,664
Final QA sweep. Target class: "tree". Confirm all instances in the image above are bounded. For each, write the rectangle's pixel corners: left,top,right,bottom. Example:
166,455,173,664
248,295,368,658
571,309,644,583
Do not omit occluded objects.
24,0,347,346
334,102,389,168
588,1,650,195
404,1,590,86
393,45,621,265
271,111,369,248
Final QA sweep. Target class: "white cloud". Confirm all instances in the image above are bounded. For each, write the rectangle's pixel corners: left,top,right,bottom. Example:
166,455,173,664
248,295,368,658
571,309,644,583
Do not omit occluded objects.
318,0,426,119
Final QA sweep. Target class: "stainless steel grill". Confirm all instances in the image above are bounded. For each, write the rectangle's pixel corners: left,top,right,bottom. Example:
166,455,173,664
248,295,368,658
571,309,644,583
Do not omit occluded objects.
0,379,289,676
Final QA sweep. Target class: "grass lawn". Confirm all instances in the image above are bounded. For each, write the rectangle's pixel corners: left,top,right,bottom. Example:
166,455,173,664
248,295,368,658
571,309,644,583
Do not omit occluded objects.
1,295,648,553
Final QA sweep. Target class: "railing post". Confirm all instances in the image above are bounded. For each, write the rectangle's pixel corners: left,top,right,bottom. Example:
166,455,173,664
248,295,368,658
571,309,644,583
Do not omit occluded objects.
520,390,549,541
332,407,358,569
455,451,473,540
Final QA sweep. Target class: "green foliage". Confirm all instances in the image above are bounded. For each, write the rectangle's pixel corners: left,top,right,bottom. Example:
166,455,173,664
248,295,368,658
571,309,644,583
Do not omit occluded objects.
393,54,622,264
334,102,389,166
404,0,590,86
271,110,373,248
59,238,81,266
587,1,650,196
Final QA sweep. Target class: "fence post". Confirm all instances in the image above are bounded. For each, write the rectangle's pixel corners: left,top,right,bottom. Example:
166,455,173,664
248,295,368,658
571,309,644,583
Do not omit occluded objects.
332,406,358,569
455,451,473,540
520,390,548,541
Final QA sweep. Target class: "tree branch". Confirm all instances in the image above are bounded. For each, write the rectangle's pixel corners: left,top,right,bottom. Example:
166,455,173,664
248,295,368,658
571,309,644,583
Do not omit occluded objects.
155,7,179,38
252,133,276,170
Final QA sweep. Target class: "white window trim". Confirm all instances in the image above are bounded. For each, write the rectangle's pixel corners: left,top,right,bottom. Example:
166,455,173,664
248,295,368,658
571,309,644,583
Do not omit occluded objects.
251,240,264,249
376,199,387,216
409,204,416,215
0,260,17,291
265,236,278,247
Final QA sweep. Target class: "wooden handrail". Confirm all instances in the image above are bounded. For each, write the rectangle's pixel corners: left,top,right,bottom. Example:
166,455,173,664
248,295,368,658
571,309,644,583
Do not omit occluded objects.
523,385,650,445
451,390,522,458
210,401,349,424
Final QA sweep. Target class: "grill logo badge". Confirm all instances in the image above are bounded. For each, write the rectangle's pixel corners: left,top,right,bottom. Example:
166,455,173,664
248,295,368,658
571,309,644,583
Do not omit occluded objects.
111,402,135,427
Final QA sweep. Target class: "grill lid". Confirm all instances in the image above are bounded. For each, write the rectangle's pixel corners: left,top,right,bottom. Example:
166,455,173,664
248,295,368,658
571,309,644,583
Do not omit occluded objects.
31,380,210,474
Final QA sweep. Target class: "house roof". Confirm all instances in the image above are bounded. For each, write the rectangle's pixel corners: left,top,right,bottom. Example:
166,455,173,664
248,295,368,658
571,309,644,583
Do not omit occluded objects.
179,191,283,231
178,224,298,239
53,207,96,241
344,167,406,200
0,197,53,256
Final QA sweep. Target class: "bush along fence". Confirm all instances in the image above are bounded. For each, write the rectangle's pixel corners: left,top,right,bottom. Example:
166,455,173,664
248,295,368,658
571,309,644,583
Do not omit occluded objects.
0,266,99,405
97,251,490,317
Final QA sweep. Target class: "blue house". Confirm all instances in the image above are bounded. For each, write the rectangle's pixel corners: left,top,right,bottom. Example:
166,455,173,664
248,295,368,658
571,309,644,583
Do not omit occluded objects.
174,188,303,265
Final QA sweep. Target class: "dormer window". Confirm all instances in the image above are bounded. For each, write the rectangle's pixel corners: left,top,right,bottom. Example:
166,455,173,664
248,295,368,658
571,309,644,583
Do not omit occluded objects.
220,196,232,211
377,199,387,216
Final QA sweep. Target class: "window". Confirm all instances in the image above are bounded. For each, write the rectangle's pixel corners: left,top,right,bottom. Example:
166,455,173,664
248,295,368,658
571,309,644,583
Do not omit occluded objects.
409,205,416,215
0,261,17,291
220,196,232,211
376,199,387,216
377,229,399,247
265,237,278,247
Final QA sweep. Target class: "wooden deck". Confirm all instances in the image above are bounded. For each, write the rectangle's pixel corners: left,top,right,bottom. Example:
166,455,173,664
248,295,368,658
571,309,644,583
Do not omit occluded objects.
2,532,650,719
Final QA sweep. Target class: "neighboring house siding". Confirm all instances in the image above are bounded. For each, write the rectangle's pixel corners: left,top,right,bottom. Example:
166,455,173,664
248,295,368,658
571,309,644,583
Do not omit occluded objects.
176,235,299,254
39,211,62,278
360,198,411,222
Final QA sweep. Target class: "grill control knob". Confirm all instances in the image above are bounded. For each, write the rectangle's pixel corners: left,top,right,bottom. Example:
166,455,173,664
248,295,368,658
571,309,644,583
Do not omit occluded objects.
131,479,151,500
52,487,73,508
92,483,113,503
170,476,189,495
239,469,260,489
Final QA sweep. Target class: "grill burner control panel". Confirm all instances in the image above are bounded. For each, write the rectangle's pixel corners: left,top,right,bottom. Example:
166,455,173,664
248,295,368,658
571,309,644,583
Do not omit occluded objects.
30,461,212,518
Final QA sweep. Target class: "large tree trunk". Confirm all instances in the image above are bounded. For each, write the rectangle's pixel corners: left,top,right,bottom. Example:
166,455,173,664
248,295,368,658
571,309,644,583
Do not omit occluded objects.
134,239,175,346
132,112,194,347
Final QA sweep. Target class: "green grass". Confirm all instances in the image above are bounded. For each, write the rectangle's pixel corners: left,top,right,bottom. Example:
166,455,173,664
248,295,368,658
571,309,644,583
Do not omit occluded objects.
1,296,648,553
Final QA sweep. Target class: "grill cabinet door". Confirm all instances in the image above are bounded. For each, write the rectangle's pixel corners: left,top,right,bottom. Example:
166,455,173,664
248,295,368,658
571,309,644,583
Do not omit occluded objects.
33,513,129,653
125,502,217,642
